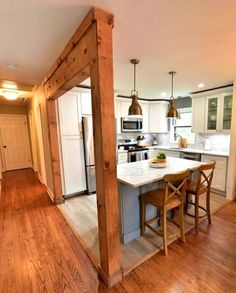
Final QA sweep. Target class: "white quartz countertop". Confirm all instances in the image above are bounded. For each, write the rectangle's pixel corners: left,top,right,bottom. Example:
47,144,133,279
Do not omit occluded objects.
150,145,229,157
117,157,206,188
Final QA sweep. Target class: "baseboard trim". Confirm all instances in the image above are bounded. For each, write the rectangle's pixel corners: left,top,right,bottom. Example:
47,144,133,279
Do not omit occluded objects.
46,187,54,203
37,173,44,185
97,266,122,288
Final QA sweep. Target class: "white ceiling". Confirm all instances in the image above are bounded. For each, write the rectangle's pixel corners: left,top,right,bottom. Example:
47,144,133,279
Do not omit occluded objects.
1,0,236,99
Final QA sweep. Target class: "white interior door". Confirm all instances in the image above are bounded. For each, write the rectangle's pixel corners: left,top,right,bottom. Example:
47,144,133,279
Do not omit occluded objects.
0,115,32,171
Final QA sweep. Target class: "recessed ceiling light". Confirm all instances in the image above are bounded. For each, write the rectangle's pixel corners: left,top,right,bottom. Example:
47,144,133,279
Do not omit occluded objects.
7,64,17,70
2,83,17,90
161,92,167,97
2,90,18,100
198,83,204,88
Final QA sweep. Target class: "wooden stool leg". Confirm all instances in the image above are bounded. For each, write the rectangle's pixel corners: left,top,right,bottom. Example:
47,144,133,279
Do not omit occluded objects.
179,204,185,243
141,200,146,235
163,208,168,255
185,191,189,212
195,195,199,232
206,191,211,224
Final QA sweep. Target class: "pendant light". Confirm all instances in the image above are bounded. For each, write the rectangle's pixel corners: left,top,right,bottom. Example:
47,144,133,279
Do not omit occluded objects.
128,59,142,116
166,71,180,119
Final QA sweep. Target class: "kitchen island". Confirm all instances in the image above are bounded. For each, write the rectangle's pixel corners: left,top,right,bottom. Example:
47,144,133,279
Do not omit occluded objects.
117,157,206,243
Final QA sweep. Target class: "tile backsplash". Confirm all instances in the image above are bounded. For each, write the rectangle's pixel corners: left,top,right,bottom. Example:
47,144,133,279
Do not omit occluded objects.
117,132,230,152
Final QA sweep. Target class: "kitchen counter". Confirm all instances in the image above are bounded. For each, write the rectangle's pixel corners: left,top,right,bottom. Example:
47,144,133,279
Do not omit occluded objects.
149,145,229,157
117,157,204,188
117,157,206,243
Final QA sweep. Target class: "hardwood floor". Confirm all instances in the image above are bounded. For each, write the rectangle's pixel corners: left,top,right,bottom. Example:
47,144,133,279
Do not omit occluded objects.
60,191,230,273
0,169,236,292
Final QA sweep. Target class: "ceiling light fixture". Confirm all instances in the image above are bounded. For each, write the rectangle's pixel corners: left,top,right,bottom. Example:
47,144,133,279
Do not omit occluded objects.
2,90,18,100
128,59,142,116
198,83,204,88
166,71,180,119
2,83,17,90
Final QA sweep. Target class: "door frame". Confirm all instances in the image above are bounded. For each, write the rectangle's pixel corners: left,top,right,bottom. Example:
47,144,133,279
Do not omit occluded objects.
0,114,32,172
28,110,38,172
36,104,47,185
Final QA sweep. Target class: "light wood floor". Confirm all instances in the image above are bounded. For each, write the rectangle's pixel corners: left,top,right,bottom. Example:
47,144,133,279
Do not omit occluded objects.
0,169,236,292
59,189,230,273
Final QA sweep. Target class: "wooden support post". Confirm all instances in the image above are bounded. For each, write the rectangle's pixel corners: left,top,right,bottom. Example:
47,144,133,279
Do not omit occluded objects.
44,8,121,286
90,20,122,287
46,99,64,204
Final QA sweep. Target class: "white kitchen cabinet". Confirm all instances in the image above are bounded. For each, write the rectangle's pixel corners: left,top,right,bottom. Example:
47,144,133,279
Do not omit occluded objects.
150,148,180,158
191,96,206,133
140,101,149,132
115,99,121,133
80,92,92,115
58,91,86,196
201,154,227,192
117,152,128,164
61,137,86,194
149,102,168,133
120,100,131,117
191,92,232,134
58,92,81,136
205,94,221,133
219,93,233,133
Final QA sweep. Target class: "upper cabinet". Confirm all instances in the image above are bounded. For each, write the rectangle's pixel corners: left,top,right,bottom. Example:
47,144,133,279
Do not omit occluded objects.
205,92,233,133
139,101,149,133
191,96,206,133
58,91,81,136
191,92,233,134
149,102,168,133
205,95,220,132
80,92,92,115
221,93,233,132
120,100,131,117
115,98,168,133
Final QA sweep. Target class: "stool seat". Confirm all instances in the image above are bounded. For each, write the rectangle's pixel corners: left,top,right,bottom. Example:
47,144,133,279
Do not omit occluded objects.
142,189,181,211
187,182,207,195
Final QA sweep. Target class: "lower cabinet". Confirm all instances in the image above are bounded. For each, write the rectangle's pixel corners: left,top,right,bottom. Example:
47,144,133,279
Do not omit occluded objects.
149,148,180,158
117,152,128,164
61,136,86,195
201,155,227,192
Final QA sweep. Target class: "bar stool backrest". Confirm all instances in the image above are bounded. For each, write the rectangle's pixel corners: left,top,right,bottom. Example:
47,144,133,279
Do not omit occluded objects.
196,161,216,193
163,170,190,205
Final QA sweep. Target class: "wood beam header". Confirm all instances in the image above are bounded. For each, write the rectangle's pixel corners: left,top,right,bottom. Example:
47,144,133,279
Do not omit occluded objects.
44,8,114,87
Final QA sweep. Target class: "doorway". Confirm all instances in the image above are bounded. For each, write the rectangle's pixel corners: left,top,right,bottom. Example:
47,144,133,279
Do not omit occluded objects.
0,115,32,171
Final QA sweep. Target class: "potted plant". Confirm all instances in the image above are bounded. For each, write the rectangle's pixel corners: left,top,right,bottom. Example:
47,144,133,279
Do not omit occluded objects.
149,152,167,168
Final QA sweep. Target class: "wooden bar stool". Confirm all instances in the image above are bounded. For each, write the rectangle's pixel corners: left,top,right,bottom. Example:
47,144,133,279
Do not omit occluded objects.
186,161,216,232
140,169,190,256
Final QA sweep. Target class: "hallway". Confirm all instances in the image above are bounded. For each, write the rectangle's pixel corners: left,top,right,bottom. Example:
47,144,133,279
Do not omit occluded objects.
0,169,99,292
0,169,236,293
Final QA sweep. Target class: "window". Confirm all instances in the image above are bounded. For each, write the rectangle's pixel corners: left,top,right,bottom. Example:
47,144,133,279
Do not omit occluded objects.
170,108,195,144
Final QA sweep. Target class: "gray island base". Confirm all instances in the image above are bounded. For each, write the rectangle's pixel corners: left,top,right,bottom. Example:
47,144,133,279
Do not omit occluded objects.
117,157,205,244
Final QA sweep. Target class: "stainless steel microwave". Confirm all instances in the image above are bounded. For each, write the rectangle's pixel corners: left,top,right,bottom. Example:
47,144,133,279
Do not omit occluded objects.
121,117,143,132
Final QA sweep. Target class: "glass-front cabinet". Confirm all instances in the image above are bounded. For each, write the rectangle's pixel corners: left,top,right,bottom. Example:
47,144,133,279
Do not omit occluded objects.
205,92,232,133
206,96,218,131
222,94,233,131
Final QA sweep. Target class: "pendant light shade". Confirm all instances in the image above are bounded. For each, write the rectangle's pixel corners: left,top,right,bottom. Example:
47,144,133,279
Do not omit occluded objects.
128,59,142,116
166,71,180,119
